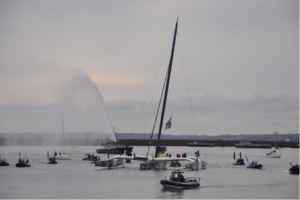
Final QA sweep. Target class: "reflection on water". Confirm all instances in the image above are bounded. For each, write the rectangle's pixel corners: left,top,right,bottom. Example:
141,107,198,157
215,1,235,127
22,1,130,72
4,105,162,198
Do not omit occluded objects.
158,188,185,199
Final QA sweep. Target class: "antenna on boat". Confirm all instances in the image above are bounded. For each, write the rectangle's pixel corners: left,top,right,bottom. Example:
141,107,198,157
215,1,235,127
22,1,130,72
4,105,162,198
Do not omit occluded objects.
62,115,65,153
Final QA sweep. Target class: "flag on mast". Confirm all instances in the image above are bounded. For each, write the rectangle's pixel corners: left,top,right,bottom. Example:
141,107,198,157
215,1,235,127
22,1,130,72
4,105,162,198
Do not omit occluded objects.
165,117,172,130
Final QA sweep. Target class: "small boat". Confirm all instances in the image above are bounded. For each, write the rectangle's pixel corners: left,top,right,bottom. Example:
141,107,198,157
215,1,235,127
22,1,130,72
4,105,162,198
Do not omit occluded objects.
266,131,281,158
170,160,181,167
289,162,299,174
16,158,30,167
55,115,71,160
160,170,200,189
55,152,71,160
233,152,245,165
47,151,57,164
245,156,262,169
0,155,9,166
246,163,263,169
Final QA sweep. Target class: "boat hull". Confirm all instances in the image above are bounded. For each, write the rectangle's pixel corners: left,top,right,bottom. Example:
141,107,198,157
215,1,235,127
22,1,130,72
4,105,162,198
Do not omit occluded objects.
170,163,181,167
247,164,263,169
160,180,200,189
289,166,299,174
16,163,30,167
0,161,9,166
55,155,71,160
266,154,281,158
233,162,245,165
48,161,57,164
185,161,207,170
140,161,167,170
95,159,125,168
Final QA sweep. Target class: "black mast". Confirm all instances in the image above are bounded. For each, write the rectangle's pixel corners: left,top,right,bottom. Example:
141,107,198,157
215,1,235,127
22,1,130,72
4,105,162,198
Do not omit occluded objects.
155,18,178,158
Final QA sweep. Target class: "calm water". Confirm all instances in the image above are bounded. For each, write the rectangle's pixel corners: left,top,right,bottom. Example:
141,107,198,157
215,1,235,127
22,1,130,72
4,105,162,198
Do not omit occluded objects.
0,146,299,199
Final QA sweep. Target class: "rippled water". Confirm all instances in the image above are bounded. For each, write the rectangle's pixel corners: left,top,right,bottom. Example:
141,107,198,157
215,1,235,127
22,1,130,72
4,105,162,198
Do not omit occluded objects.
0,146,299,199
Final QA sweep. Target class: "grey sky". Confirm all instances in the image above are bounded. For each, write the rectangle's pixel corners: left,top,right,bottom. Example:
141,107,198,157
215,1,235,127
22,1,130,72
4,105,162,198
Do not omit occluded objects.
0,0,298,135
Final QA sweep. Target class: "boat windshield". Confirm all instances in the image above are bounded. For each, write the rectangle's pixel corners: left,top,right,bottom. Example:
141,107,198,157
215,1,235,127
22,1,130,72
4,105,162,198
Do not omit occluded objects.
84,154,89,158
170,171,184,181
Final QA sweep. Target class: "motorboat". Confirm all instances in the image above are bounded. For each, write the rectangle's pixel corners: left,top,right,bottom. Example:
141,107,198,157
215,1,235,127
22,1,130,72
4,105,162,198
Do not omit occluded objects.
55,152,71,160
246,163,263,169
82,154,100,162
47,151,57,164
160,170,200,189
233,152,245,165
96,141,133,155
289,162,299,174
16,157,30,167
0,156,9,166
245,156,262,169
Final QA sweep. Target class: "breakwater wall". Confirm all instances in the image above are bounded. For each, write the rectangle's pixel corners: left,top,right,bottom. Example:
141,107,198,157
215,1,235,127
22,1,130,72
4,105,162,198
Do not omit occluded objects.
119,139,299,148
0,137,298,148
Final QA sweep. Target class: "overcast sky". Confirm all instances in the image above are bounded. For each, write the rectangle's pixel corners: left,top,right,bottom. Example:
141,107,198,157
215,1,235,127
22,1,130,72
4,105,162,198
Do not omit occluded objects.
0,0,298,136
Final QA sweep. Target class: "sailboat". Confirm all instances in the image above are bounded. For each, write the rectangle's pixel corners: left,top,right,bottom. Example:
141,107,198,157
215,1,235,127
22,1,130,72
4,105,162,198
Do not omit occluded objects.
233,152,245,165
266,131,281,158
55,115,71,160
95,17,206,170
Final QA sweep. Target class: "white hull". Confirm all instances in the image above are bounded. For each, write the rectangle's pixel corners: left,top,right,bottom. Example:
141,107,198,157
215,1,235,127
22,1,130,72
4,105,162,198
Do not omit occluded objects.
55,154,71,160
266,154,281,158
266,148,281,158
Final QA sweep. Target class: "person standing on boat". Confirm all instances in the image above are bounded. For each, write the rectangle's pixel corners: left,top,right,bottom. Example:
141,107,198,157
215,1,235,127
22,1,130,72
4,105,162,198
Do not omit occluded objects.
152,154,154,160
179,174,185,182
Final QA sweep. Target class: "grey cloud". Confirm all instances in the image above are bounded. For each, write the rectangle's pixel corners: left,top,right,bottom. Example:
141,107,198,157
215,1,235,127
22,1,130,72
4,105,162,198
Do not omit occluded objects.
0,0,298,136
106,91,298,135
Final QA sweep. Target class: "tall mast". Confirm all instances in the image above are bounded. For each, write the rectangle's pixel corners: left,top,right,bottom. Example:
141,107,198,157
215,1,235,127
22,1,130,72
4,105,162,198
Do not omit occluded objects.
155,18,178,157
62,115,65,153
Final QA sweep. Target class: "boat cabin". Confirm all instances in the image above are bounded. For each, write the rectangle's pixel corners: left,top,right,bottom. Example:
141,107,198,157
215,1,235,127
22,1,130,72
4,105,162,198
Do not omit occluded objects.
19,157,29,163
105,141,117,147
169,170,185,182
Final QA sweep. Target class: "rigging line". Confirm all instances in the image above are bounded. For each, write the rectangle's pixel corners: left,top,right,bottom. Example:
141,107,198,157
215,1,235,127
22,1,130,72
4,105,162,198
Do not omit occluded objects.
138,98,160,133
178,30,197,136
130,35,173,139
146,71,168,158
169,90,190,135
138,41,177,134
